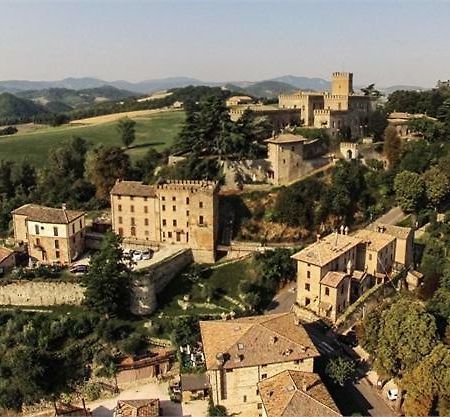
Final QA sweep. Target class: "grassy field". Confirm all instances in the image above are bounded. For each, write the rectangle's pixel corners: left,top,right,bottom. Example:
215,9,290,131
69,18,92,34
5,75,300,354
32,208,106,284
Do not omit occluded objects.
0,110,185,166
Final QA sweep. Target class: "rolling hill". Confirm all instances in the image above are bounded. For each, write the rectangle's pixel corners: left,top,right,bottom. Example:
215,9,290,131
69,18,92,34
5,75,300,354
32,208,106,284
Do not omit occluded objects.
225,80,297,98
0,93,49,125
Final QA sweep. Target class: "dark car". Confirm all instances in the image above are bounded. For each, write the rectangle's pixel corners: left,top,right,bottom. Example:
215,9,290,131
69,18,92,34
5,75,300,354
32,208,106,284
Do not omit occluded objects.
70,264,89,274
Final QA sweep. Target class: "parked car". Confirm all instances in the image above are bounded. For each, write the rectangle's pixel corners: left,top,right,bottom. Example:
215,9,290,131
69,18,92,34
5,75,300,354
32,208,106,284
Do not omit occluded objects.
142,249,154,260
132,250,143,262
387,388,399,401
70,264,89,274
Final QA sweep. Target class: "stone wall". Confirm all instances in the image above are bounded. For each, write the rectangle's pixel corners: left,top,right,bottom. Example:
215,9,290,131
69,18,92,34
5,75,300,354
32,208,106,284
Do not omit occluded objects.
0,281,84,306
131,249,193,315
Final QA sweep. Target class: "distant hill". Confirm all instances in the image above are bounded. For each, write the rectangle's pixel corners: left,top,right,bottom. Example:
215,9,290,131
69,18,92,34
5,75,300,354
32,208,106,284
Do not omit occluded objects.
0,93,48,124
269,75,330,91
225,80,297,98
16,86,137,110
379,85,428,95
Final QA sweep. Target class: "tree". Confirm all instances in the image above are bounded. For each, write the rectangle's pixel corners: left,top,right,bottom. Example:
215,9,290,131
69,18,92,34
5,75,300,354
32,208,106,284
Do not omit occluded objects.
82,232,131,318
402,344,450,417
134,149,163,183
408,118,445,142
367,109,388,140
117,117,136,148
372,298,437,378
383,126,402,169
393,171,425,213
423,166,449,208
325,356,356,386
85,146,131,200
361,83,382,98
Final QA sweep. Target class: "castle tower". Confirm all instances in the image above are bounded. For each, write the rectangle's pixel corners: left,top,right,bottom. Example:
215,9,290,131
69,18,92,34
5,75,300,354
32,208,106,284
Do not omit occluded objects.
331,72,353,96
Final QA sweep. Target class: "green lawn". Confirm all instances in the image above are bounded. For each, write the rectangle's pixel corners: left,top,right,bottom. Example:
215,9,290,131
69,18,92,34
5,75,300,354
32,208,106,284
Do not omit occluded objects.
0,110,185,166
155,257,258,317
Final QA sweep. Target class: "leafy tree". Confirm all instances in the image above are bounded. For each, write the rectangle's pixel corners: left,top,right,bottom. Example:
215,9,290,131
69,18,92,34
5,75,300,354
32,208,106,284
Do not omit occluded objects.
423,166,449,208
398,141,440,174
361,308,382,356
367,109,388,140
408,118,445,142
325,356,356,386
170,316,200,348
85,146,131,200
134,149,164,183
361,83,382,97
383,126,401,169
0,160,14,198
160,154,222,182
394,171,425,213
82,232,131,318
117,117,136,148
402,344,450,417
372,298,437,378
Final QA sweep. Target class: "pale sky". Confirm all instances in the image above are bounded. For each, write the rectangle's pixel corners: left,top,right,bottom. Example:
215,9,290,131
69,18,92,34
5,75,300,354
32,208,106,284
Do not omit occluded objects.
1,0,449,87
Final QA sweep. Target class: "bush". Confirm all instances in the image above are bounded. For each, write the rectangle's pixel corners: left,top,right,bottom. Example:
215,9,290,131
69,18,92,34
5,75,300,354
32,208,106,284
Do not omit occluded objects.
120,333,147,356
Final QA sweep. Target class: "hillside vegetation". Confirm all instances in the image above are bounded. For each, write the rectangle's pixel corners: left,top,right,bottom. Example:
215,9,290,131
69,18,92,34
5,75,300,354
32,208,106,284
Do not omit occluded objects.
225,80,297,98
0,92,49,125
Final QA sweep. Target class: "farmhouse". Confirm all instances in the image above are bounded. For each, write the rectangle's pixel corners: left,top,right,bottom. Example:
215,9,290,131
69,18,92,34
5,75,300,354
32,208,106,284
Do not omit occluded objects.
200,312,320,417
12,204,86,265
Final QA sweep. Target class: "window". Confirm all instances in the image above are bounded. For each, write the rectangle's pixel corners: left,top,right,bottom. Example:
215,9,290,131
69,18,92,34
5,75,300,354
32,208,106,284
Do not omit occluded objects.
325,287,330,296
294,359,302,365
243,396,247,403
144,206,148,214
186,210,189,217
144,197,148,202
305,283,310,291
306,270,311,279
131,205,135,213
261,374,267,379
79,219,82,229
291,146,295,151
199,215,204,225
162,219,167,226
172,205,176,212
55,240,59,249
168,231,172,238
173,220,177,227
176,232,181,242
131,217,135,226
283,159,286,164
118,216,123,224
118,228,123,236
305,297,310,306
130,196,134,201
162,205,166,211
117,195,121,200
55,251,60,259
186,197,190,205
118,204,122,212
369,253,372,261
172,196,176,201
72,224,75,234
186,232,189,242
162,196,166,201
257,404,262,410
53,227,58,236
199,201,203,209
162,231,166,238
144,219,149,226
130,227,136,236
35,225,40,235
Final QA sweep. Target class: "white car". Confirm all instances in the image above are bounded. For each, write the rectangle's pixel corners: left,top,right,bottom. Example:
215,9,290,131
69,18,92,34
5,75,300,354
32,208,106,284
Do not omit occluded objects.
142,249,153,260
387,388,398,401
132,250,143,262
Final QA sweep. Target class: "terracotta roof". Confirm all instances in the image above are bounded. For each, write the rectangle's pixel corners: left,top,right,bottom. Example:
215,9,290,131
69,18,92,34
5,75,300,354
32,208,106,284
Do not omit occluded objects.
111,181,157,198
115,399,159,417
12,204,84,224
367,223,412,240
258,370,342,417
0,247,14,264
181,373,210,392
265,133,308,144
353,229,396,252
200,312,320,371
320,271,348,288
292,234,361,267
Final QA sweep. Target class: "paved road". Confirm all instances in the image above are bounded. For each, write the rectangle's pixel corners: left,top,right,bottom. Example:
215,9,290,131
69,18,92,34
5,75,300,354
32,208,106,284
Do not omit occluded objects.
265,284,296,314
355,379,396,417
372,206,406,226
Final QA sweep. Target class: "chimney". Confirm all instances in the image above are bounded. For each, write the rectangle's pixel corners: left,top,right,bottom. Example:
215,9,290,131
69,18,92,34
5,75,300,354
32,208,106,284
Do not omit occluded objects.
62,203,67,211
302,379,309,392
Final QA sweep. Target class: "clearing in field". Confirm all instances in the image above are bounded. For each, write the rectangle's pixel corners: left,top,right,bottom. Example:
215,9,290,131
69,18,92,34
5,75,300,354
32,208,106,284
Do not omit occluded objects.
0,110,185,166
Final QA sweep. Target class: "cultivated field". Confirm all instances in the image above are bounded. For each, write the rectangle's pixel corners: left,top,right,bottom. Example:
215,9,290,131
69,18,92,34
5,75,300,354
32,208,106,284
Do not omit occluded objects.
0,110,185,166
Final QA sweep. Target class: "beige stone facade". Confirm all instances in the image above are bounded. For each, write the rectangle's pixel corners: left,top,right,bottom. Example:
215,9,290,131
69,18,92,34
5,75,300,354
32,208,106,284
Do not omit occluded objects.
110,180,219,263
387,112,438,140
279,72,372,138
12,204,86,265
200,313,320,417
292,224,413,322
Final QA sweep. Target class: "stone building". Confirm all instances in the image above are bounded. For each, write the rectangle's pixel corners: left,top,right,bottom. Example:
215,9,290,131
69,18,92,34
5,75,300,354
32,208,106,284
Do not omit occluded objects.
110,179,219,263
229,104,301,129
258,370,342,417
279,72,372,138
387,112,437,140
226,95,253,107
0,247,15,276
12,204,86,265
200,312,320,417
292,224,413,322
265,133,328,185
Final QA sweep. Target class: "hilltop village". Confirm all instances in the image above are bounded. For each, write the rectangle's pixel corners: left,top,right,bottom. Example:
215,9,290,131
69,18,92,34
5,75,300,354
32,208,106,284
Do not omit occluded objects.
1,71,450,417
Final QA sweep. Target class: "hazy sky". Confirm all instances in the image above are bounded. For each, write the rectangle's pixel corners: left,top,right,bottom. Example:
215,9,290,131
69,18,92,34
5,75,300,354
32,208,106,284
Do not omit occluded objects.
1,0,449,87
